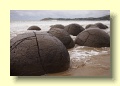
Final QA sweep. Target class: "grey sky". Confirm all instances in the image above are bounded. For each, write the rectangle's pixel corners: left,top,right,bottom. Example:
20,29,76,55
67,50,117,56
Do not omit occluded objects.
10,10,110,21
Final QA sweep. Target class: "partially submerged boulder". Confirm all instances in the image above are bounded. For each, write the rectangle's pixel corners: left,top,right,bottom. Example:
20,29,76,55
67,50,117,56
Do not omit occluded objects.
65,23,85,36
48,28,75,49
50,24,64,29
27,26,41,30
10,32,70,76
95,23,108,29
85,23,108,29
85,24,98,29
75,29,110,47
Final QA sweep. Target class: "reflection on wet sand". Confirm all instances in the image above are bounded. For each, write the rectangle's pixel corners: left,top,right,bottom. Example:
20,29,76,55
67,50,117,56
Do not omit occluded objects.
46,45,110,76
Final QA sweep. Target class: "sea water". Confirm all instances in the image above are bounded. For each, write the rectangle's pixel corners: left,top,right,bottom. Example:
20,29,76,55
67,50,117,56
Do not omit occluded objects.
10,20,110,39
10,20,110,76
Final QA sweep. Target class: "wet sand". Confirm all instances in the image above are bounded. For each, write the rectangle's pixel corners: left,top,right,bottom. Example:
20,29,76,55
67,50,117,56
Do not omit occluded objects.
46,54,111,76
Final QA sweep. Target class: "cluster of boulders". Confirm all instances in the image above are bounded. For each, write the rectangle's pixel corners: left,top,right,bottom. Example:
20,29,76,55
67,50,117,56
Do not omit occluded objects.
10,22,110,76
85,23,108,29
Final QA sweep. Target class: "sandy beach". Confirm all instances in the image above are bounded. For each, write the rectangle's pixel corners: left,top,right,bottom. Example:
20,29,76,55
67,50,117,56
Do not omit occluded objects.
46,53,110,76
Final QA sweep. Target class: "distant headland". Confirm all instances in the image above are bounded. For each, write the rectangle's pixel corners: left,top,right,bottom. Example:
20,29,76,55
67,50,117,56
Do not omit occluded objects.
41,15,110,21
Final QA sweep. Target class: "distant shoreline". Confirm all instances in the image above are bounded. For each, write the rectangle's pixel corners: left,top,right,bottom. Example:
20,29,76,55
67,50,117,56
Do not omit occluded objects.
10,15,110,21
41,15,110,21
10,20,110,22
40,19,110,21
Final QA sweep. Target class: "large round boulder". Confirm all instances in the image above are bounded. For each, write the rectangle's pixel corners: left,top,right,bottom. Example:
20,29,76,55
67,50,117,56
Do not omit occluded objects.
27,26,41,30
64,23,85,36
50,24,64,29
48,28,75,49
10,32,70,76
95,23,108,29
75,29,110,47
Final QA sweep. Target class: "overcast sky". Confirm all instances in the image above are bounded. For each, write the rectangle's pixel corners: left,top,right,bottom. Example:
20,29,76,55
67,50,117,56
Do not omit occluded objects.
10,10,110,21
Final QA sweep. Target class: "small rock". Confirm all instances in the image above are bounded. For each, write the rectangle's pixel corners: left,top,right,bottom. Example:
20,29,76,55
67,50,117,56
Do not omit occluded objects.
27,26,41,30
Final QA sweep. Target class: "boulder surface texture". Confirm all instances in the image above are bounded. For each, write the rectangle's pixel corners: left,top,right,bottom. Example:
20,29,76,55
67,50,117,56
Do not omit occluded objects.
10,32,70,76
50,24,64,29
48,28,75,49
75,29,110,47
65,23,84,36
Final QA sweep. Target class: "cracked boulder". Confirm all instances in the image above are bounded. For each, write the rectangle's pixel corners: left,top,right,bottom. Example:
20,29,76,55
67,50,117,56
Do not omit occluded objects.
75,29,110,47
27,26,41,30
64,23,85,36
50,24,64,29
48,28,75,49
10,32,70,76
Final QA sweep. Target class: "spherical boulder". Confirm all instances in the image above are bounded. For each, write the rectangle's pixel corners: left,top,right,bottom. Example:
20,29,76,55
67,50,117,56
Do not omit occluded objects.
48,28,75,49
27,26,41,30
10,32,70,76
75,29,110,47
64,23,85,36
50,24,64,29
95,23,108,29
